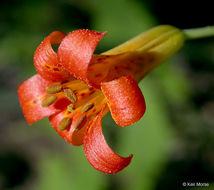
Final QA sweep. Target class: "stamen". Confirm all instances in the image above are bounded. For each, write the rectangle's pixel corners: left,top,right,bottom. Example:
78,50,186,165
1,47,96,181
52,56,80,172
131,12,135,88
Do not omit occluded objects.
58,117,72,131
64,89,77,103
81,103,94,113
75,115,87,130
46,83,62,94
41,95,57,107
67,104,75,112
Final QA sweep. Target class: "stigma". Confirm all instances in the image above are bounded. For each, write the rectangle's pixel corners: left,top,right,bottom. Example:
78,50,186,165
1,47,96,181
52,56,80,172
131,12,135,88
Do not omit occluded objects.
41,79,106,132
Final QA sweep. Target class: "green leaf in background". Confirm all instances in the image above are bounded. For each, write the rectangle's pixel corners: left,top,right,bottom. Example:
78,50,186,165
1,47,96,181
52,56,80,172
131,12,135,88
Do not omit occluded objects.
36,150,106,190
90,0,156,49
153,59,191,104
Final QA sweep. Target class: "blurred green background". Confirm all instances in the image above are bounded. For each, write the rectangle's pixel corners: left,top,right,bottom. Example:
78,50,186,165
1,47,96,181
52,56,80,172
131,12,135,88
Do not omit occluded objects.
0,0,214,189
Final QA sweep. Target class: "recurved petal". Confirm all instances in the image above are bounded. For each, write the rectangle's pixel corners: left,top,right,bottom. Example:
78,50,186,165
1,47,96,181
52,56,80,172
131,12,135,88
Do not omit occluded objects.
34,31,70,81
57,29,106,86
101,75,146,126
49,111,88,146
83,106,133,174
18,75,66,124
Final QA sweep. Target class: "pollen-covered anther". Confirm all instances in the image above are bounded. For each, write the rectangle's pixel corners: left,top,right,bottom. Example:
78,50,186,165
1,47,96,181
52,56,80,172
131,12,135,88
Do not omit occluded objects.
58,117,72,131
75,115,87,131
64,89,77,103
46,83,62,94
81,103,94,113
67,104,75,112
41,95,57,107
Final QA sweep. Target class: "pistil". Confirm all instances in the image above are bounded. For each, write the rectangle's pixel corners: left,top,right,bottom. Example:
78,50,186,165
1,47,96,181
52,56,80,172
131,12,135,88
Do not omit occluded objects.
67,104,75,112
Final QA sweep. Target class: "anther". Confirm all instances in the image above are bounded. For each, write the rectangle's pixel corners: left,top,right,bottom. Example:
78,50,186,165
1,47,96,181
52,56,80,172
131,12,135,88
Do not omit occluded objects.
67,104,75,112
41,95,57,107
58,117,72,131
46,83,62,94
75,115,87,130
64,89,77,103
81,103,94,113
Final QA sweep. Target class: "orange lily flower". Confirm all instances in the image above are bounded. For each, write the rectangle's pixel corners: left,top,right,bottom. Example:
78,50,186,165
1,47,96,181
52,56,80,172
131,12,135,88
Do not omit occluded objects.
18,25,184,174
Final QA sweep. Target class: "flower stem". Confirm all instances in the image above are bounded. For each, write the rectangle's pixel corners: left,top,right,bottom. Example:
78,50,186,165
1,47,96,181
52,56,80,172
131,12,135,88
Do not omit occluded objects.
183,26,214,40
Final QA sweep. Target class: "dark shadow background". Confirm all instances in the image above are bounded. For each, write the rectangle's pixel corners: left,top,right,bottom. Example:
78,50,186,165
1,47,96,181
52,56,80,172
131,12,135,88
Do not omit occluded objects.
0,0,214,190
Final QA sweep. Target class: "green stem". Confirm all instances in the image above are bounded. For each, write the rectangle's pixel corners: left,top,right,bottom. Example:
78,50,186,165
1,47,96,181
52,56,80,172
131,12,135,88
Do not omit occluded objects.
183,26,214,40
